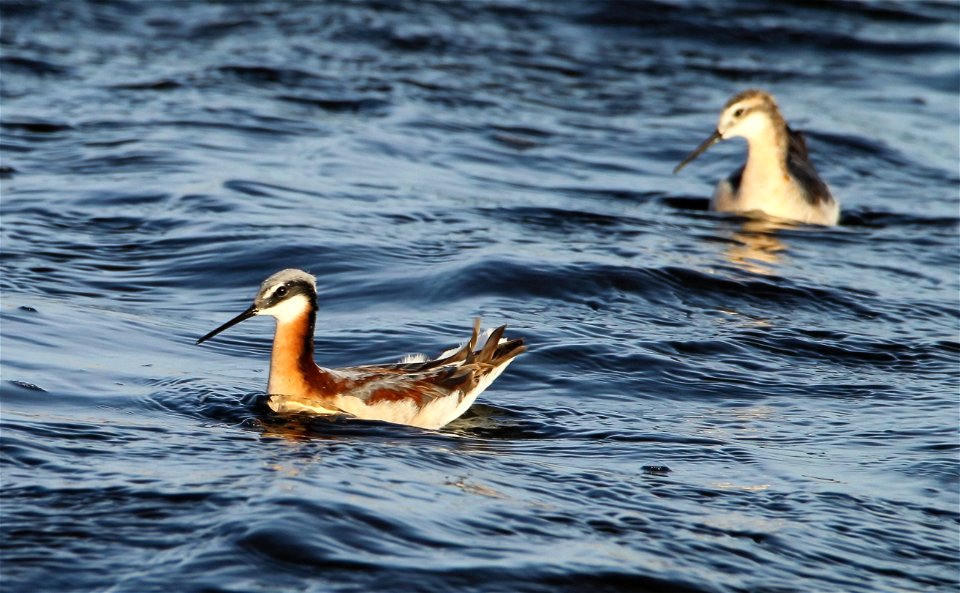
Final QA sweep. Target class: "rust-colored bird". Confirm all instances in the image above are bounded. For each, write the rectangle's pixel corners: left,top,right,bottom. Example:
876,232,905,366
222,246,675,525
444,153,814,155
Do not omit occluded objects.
197,269,525,429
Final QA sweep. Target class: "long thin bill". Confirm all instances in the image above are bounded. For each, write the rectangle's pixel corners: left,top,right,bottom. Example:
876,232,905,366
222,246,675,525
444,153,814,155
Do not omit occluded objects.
673,130,722,174
196,305,258,344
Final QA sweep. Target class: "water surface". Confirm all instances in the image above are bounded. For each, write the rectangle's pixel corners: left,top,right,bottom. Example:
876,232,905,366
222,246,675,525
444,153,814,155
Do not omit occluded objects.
2,1,958,592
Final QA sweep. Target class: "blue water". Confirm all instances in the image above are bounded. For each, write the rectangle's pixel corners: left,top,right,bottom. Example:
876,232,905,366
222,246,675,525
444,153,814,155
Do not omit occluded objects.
2,1,958,592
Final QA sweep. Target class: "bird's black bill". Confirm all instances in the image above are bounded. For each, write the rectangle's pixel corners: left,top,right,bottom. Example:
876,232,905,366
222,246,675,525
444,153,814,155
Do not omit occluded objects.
196,305,258,345
673,129,722,174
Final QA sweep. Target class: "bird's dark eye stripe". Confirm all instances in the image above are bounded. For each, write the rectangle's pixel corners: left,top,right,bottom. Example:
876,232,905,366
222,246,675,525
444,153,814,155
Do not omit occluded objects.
274,285,288,297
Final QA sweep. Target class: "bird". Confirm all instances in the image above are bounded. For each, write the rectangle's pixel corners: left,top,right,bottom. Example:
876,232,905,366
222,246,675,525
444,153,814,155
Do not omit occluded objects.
673,88,840,226
196,269,525,430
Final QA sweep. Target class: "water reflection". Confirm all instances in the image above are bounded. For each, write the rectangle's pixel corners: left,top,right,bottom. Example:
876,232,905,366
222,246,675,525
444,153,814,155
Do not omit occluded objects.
725,219,792,275
259,416,335,442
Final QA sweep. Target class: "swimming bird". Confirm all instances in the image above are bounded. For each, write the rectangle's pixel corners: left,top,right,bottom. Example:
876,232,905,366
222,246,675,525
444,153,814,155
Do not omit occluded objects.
673,89,839,226
196,269,525,430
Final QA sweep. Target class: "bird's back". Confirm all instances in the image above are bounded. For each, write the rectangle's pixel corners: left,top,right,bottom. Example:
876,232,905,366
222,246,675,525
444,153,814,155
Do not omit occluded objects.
785,126,833,208
267,322,525,429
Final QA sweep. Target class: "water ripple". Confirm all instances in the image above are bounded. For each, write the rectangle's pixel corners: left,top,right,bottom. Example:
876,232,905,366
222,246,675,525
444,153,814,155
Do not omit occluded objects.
1,1,957,592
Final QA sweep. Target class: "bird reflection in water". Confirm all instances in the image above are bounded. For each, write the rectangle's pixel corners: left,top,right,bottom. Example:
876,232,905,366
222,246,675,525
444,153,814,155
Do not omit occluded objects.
724,218,791,275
